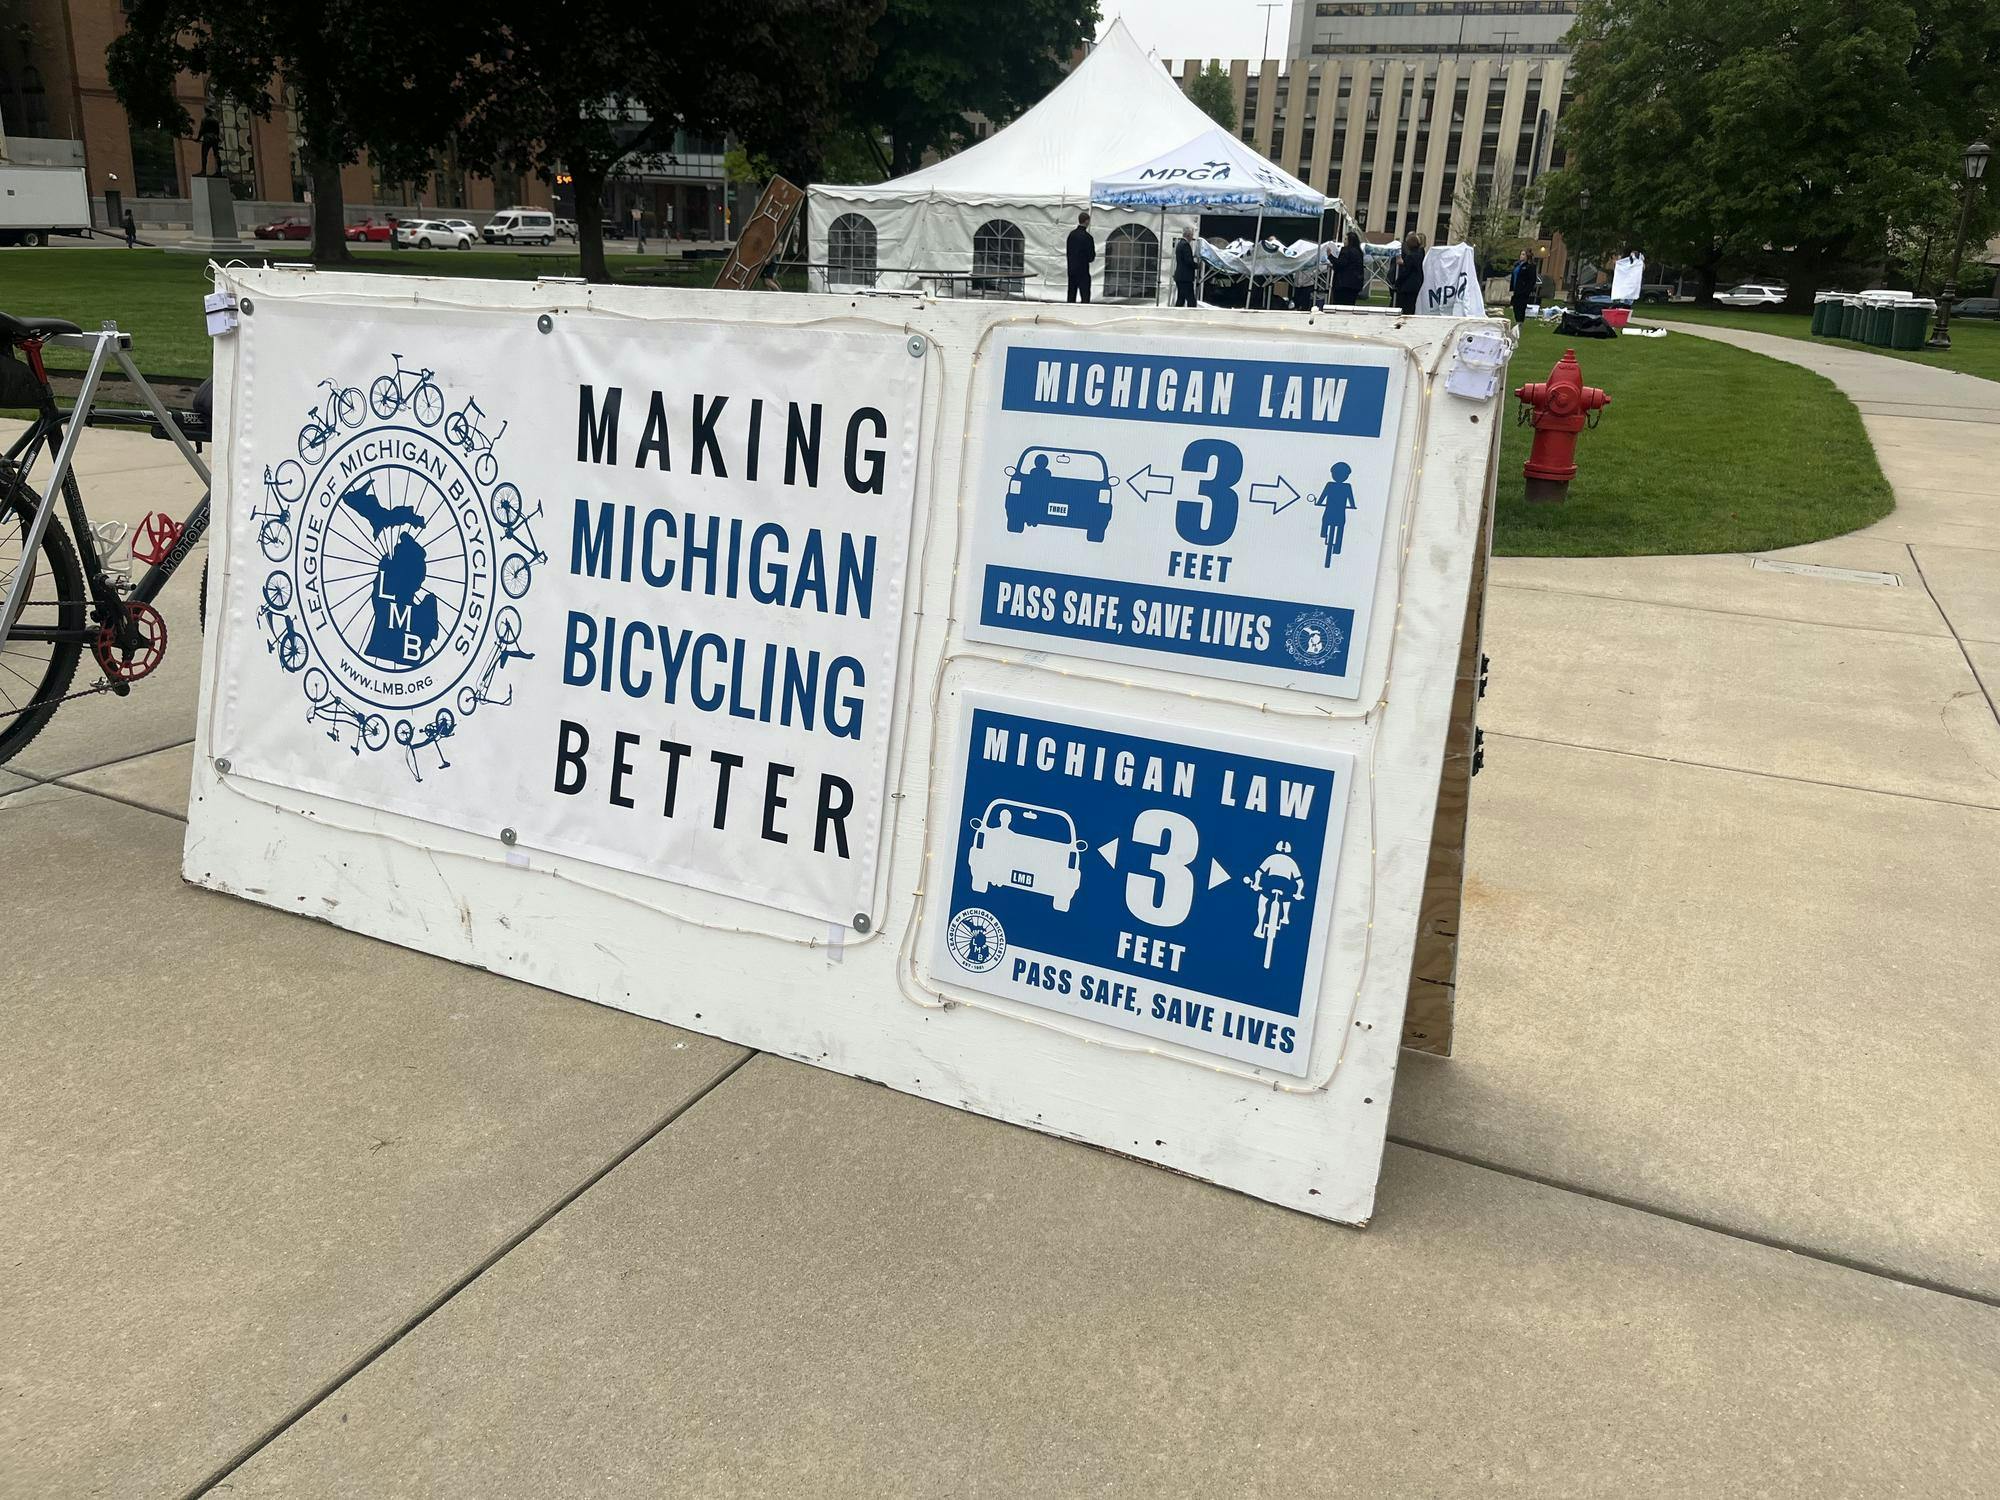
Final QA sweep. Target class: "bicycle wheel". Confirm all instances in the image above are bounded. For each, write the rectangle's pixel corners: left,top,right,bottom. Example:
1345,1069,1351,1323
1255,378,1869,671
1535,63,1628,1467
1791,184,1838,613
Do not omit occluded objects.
337,387,367,428
258,517,291,561
474,451,497,486
361,713,390,752
262,571,293,611
492,484,524,530
369,375,400,420
0,485,88,766
394,717,416,746
444,413,468,447
500,553,531,599
270,460,306,502
411,382,443,427
456,685,477,716
303,666,331,704
277,631,307,673
299,425,327,464
494,606,522,645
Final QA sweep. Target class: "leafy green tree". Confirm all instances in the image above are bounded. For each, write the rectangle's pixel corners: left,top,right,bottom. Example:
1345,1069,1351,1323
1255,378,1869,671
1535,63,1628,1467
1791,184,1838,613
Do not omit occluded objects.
1188,61,1236,133
1454,177,1540,278
1547,0,2000,307
838,0,1100,177
107,1,480,264
457,0,879,282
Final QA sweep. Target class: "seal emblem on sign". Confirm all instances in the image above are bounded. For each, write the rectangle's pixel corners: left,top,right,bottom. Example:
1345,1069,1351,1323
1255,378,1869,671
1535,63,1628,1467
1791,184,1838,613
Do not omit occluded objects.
1283,609,1346,670
260,361,538,782
946,908,1007,972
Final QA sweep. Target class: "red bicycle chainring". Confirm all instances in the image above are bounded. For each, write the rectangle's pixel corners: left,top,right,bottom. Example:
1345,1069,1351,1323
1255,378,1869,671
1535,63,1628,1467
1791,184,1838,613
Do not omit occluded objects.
94,601,168,683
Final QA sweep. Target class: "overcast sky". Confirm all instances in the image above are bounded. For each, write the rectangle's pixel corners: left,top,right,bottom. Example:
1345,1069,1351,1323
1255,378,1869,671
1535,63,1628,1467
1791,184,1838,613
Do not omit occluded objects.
1100,1,1279,65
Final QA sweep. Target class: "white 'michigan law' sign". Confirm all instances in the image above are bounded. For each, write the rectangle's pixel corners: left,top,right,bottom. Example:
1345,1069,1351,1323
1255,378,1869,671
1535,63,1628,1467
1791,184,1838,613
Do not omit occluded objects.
188,270,1505,1225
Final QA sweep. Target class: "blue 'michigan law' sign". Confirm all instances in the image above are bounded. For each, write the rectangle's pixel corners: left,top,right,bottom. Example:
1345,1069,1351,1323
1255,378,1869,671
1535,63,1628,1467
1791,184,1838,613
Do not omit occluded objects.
964,329,1408,699
927,692,1352,1075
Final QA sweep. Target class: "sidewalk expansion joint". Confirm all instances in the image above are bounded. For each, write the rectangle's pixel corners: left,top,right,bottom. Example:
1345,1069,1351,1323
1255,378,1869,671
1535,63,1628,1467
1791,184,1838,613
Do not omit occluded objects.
1484,729,2000,814
178,1048,759,1500
15,735,196,788
1906,544,2000,730
1387,1135,2000,1310
1489,581,1953,642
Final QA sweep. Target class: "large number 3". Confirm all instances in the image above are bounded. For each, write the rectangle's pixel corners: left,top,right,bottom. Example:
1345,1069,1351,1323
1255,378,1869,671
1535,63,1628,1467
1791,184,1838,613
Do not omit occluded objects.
1125,809,1199,928
1176,438,1242,547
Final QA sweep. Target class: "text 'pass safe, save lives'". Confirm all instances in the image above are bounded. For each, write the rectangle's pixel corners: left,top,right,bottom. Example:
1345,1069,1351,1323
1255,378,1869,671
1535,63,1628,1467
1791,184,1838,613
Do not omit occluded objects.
928,694,1352,1075
966,329,1407,698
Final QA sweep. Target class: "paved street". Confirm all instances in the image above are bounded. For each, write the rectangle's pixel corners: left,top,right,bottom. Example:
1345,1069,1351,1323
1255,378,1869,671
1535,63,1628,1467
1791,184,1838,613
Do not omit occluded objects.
3,324,1997,1496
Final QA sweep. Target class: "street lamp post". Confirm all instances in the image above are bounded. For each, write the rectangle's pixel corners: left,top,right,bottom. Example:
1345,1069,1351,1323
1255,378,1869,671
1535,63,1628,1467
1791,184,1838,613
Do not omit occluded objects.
1926,139,1990,352
1571,187,1591,302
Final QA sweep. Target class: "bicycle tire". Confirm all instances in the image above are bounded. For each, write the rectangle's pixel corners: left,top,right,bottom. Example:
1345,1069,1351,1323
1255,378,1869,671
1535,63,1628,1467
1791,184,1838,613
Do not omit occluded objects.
500,553,531,599
0,484,88,767
412,384,443,427
369,375,400,420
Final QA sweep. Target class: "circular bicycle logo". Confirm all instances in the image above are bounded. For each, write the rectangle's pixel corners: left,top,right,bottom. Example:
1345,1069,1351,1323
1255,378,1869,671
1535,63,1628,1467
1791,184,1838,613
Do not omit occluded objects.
946,908,1007,972
254,360,543,781
1284,609,1346,669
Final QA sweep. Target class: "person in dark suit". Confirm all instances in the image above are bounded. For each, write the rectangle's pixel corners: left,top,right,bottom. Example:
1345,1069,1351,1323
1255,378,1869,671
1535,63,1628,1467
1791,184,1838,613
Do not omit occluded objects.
1509,251,1538,324
1331,230,1366,306
1066,211,1096,303
1173,226,1198,307
1393,231,1427,314
122,209,138,249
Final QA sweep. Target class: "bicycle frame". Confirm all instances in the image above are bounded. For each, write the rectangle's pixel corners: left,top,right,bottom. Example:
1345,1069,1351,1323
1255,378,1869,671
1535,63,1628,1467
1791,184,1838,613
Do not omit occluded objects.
0,326,212,651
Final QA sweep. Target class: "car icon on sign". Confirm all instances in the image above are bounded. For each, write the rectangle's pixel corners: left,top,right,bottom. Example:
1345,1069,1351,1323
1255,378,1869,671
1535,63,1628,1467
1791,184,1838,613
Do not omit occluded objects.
1005,446,1114,543
967,798,1087,912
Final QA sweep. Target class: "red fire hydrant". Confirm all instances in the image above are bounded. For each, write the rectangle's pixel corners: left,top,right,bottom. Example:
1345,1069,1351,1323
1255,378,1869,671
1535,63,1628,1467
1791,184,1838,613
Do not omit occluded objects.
1514,348,1610,503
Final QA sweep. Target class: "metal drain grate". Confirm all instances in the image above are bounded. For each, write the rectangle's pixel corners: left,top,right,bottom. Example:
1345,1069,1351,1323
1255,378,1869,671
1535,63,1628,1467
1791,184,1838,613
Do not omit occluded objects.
1751,558,1903,587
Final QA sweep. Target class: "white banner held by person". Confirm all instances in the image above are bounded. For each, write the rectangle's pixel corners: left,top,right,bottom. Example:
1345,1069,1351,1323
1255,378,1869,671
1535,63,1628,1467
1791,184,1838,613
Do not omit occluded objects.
1611,252,1646,303
1420,242,1486,317
214,305,925,926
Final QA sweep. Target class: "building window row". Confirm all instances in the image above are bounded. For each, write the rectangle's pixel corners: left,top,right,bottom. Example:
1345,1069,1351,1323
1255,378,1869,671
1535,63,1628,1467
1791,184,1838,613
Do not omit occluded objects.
1310,40,1569,55
1314,1,1573,15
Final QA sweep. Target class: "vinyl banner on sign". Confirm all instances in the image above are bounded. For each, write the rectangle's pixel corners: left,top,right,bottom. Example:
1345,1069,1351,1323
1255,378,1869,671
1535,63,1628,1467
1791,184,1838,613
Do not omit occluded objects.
926,693,1351,1075
215,304,924,924
964,330,1406,699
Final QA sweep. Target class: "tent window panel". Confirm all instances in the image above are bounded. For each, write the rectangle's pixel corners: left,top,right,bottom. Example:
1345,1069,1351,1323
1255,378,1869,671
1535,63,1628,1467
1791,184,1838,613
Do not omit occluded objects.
828,212,879,287
1104,224,1160,299
972,218,1026,295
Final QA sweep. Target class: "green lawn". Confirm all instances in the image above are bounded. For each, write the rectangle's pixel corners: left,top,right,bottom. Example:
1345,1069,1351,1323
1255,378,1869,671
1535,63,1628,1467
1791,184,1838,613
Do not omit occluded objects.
1494,316,1894,557
3,246,745,379
7,248,1896,559
1642,301,2000,385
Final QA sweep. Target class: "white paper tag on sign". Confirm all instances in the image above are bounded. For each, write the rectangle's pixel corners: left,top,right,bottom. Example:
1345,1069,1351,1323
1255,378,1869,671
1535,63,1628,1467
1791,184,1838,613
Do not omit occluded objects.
204,291,239,337
1443,329,1508,401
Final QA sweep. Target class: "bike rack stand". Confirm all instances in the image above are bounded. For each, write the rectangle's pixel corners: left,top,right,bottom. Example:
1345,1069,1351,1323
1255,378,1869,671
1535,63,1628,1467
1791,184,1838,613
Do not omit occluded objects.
0,325,212,642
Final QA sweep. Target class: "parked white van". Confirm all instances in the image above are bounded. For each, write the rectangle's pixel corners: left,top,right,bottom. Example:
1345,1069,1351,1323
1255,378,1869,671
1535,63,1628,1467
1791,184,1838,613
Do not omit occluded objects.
482,208,556,246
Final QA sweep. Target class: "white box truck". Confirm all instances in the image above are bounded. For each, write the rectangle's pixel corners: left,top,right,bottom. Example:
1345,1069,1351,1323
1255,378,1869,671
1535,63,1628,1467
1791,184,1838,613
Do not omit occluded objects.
0,163,92,246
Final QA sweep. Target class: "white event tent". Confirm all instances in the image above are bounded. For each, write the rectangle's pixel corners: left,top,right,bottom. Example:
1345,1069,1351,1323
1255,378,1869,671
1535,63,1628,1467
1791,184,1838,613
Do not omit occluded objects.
808,18,1338,300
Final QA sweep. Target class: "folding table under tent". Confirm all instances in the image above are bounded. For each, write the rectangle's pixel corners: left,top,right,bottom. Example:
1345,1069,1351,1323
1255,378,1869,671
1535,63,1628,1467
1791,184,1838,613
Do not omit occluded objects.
807,18,1321,301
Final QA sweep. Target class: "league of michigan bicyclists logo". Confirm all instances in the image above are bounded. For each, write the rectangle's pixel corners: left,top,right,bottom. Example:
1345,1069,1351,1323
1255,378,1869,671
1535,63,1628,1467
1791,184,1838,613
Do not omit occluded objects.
254,354,544,782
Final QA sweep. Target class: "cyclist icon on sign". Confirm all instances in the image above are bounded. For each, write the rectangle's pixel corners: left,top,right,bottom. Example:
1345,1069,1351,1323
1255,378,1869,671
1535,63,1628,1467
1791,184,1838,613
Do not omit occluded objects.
1245,841,1307,971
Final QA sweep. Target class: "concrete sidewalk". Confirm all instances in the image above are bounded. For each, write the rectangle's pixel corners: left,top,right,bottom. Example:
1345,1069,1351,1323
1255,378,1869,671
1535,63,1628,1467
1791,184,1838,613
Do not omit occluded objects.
4,324,1999,1498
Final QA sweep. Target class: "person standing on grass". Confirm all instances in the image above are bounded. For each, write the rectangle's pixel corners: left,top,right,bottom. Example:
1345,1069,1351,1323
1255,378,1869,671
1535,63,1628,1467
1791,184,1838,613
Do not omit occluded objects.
1509,251,1537,325
1067,211,1096,304
1332,230,1365,306
1393,232,1427,314
1174,226,1198,307
122,210,137,249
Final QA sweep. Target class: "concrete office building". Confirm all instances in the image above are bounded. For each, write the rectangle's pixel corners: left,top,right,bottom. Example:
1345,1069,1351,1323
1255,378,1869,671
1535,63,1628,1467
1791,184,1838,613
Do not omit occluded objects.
1172,2,1578,251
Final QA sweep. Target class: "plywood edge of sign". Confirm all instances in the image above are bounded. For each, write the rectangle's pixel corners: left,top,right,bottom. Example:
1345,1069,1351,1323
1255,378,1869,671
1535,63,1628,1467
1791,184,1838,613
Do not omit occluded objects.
1401,439,1499,1056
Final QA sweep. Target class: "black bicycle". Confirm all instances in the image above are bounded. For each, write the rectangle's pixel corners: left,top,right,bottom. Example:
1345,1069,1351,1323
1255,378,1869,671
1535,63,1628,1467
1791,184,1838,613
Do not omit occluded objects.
0,312,213,766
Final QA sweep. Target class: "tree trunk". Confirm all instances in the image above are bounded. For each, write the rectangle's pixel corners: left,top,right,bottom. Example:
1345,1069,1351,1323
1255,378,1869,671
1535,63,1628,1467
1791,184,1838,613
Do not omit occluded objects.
571,154,611,284
1694,255,1720,306
309,153,352,266
890,132,921,178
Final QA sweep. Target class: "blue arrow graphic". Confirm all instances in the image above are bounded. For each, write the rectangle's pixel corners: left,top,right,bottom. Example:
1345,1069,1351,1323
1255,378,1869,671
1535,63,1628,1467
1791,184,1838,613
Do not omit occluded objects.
1126,464,1174,501
1249,476,1301,515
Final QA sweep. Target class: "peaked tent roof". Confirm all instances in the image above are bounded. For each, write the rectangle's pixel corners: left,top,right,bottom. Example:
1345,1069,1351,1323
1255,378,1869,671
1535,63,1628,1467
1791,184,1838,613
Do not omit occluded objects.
1090,126,1329,216
814,18,1280,206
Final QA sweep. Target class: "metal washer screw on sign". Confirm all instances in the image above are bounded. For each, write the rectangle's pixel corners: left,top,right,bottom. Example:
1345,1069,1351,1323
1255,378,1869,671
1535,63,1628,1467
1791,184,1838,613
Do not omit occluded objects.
906,335,925,358
537,314,554,334
213,757,231,774
853,913,871,933
500,827,518,846
238,299,253,315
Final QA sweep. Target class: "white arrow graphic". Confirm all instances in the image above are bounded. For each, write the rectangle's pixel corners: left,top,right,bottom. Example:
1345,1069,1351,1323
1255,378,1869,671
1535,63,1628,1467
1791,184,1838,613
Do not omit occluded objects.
1249,476,1301,515
1207,858,1231,890
1097,838,1120,868
1126,464,1174,501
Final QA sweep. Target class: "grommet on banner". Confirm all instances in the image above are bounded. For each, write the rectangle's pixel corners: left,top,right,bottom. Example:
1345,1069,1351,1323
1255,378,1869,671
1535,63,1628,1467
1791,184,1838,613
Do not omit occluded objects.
852,912,871,934
213,757,231,775
500,827,518,846
238,298,254,315
536,314,554,334
906,335,926,358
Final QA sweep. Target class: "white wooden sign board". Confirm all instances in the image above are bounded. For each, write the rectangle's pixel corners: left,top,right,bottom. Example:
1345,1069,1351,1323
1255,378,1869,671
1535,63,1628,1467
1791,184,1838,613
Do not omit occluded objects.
185,268,1503,1225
